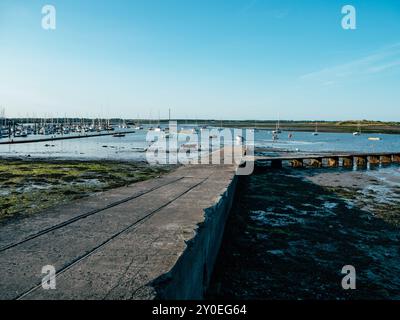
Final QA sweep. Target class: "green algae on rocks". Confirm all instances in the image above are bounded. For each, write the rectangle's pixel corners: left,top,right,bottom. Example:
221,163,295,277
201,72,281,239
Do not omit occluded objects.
0,159,174,221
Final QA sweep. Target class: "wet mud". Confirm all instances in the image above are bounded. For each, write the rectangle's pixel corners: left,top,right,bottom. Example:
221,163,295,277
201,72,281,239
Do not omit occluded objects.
208,166,400,300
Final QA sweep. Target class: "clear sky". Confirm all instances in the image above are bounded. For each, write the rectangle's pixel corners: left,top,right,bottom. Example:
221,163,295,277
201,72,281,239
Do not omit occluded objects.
1,0,399,120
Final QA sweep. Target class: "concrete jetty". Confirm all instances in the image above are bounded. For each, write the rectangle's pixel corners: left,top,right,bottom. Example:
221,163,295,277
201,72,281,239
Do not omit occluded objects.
2,146,397,300
0,163,238,300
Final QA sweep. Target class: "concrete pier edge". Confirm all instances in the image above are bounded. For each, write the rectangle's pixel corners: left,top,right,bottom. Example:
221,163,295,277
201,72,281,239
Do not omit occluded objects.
151,175,238,299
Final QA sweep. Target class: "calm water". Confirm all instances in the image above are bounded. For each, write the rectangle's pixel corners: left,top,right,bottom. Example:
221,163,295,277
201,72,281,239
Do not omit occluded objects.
254,130,400,153
0,128,399,161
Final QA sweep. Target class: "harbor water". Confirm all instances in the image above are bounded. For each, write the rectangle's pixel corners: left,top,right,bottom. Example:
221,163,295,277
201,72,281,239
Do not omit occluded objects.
1,128,400,160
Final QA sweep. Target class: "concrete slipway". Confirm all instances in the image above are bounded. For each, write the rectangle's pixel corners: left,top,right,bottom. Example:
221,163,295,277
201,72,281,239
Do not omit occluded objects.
0,163,238,300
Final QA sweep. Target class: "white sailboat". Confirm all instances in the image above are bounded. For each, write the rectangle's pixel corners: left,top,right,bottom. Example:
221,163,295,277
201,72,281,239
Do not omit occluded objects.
353,122,361,136
272,118,281,134
312,122,319,136
236,135,244,143
154,111,162,132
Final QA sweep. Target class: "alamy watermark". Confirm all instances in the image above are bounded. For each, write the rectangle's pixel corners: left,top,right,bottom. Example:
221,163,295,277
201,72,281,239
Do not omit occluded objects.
342,5,356,30
42,265,56,290
341,265,356,290
42,5,56,30
145,121,254,175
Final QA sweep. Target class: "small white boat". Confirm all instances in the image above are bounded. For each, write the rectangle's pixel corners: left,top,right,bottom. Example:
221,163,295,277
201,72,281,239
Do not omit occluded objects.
312,122,319,136
368,137,382,141
179,127,199,134
273,118,281,134
353,122,362,136
19,130,28,138
113,133,126,137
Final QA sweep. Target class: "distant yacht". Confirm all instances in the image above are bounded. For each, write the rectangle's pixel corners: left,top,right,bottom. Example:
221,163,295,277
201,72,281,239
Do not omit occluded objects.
353,122,362,136
312,122,319,136
134,121,143,130
154,112,162,132
272,119,281,134
118,120,128,129
181,127,199,134
236,135,244,143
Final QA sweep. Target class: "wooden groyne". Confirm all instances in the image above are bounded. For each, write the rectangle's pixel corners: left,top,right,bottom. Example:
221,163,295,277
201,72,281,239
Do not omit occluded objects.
246,152,400,168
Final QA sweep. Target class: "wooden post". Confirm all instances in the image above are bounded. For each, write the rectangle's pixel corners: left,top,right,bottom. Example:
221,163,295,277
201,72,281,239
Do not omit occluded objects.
342,157,353,167
327,157,339,167
271,159,282,169
291,159,303,168
392,154,400,163
369,155,380,165
309,158,322,168
380,155,392,164
354,156,367,167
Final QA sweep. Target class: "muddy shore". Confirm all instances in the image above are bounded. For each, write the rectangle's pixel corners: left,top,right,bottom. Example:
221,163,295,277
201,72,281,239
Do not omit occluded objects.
208,165,400,300
0,159,174,222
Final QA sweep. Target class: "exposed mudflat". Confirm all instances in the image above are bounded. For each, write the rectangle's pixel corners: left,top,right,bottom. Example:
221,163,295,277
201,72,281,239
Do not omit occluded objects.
0,159,174,221
208,165,400,300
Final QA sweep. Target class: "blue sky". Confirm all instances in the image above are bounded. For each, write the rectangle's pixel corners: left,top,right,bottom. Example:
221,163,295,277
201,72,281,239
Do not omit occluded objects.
1,0,400,120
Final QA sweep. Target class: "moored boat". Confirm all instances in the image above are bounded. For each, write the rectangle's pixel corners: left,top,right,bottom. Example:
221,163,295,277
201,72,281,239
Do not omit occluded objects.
113,133,126,137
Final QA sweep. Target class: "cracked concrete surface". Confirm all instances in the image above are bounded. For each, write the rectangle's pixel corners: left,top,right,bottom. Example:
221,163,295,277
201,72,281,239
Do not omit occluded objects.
0,164,237,300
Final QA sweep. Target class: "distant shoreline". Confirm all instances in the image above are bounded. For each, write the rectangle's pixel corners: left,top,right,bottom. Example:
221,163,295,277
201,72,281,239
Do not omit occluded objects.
2,119,400,135
217,121,400,134
252,125,400,134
